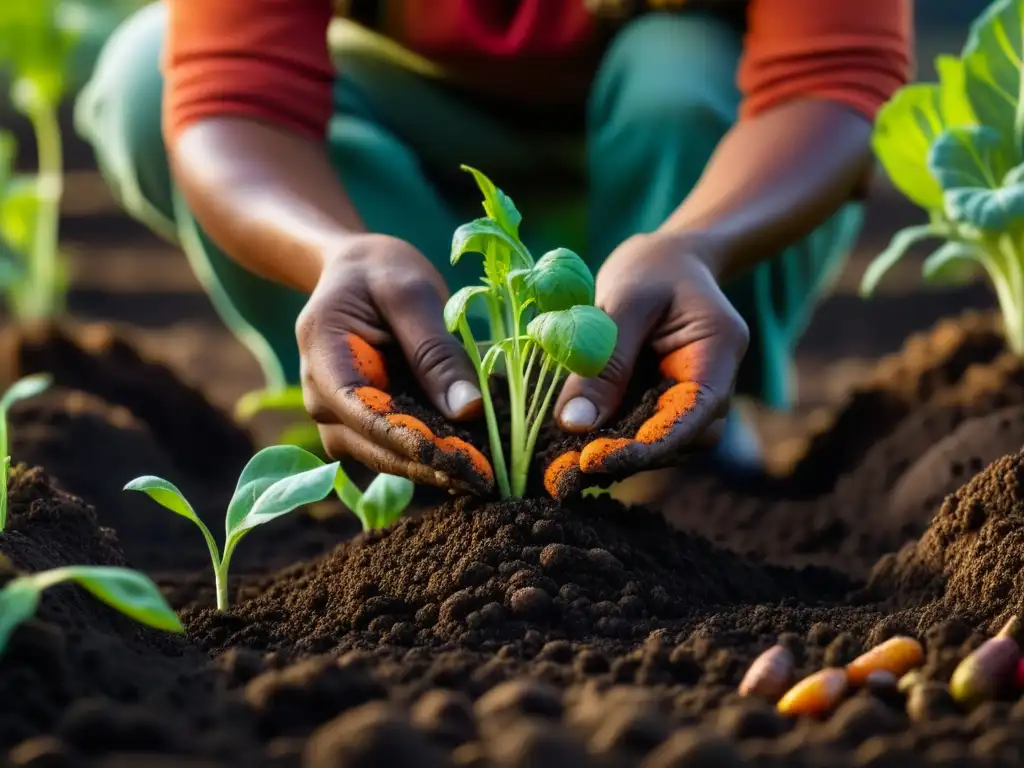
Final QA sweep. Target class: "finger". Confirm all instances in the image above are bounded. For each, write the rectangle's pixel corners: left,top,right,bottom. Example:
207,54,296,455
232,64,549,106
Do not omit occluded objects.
578,339,736,475
375,278,483,420
555,293,664,433
302,339,495,494
318,422,477,494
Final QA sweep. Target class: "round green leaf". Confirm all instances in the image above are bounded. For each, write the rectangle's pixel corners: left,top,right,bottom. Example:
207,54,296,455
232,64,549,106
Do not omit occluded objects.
226,448,338,539
356,473,414,530
524,248,595,312
527,306,617,378
225,445,329,536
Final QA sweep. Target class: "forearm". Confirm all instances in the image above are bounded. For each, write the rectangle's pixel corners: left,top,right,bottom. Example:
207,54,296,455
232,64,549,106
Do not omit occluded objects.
170,117,366,294
658,99,874,283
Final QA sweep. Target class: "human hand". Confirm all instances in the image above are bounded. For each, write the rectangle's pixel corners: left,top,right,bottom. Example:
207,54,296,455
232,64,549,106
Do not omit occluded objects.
542,232,749,499
296,234,495,495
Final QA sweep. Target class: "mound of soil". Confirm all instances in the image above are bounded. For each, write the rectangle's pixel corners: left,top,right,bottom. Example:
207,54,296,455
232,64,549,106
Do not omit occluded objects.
867,448,1024,632
186,496,848,656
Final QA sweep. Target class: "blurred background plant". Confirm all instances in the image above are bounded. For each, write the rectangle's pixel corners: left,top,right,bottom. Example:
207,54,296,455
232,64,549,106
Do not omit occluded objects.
0,0,145,323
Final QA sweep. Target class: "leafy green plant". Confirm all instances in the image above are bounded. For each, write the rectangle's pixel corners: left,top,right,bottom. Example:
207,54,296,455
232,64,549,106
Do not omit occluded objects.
334,467,414,531
124,445,339,610
444,166,617,498
0,374,50,532
862,0,1024,355
0,565,182,656
0,0,96,320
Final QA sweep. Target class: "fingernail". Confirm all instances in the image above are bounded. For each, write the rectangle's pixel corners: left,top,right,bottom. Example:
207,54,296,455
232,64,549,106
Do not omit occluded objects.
446,380,482,416
560,397,598,430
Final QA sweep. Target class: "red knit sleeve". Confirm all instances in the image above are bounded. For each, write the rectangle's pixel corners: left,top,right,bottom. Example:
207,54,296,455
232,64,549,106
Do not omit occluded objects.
738,0,913,121
163,0,335,145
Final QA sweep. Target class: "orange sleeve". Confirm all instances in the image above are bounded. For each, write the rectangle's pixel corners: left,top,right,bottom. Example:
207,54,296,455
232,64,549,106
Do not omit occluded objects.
738,0,913,121
163,0,335,145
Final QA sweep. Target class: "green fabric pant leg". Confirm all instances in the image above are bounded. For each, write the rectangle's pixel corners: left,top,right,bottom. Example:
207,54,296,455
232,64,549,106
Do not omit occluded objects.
588,12,864,408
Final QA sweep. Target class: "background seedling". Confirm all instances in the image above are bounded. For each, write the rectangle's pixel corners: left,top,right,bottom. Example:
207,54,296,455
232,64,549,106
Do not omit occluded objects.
234,385,323,457
124,445,339,610
863,0,1024,355
335,468,414,532
445,166,617,498
0,374,50,532
0,564,182,657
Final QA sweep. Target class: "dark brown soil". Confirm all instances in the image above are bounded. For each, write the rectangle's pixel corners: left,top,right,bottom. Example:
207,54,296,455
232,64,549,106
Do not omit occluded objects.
9,308,1024,766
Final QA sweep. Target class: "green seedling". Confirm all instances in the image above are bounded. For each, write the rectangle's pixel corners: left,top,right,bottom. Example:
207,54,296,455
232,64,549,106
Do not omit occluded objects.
0,564,182,657
0,0,92,320
0,374,50,532
445,166,617,498
334,467,414,531
863,0,1024,355
234,385,323,456
124,445,339,610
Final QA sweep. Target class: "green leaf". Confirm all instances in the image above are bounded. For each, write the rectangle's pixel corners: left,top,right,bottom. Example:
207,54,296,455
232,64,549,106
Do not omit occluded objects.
333,466,364,516
945,184,1024,231
122,475,201,526
35,566,183,633
524,248,595,312
0,577,43,654
0,0,79,110
860,224,945,296
225,446,337,539
0,374,50,415
444,285,490,333
235,386,305,422
872,84,947,210
461,165,522,239
451,218,529,271
527,306,618,378
928,126,1007,190
356,474,414,530
921,242,982,286
936,55,977,126
961,0,1024,158
278,422,325,456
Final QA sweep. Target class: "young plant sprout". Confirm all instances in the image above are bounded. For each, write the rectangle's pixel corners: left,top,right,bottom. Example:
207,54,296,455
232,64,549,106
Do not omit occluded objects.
335,467,414,532
0,0,90,320
124,445,339,610
0,565,182,657
234,385,323,456
445,166,618,498
862,0,1024,355
0,374,51,532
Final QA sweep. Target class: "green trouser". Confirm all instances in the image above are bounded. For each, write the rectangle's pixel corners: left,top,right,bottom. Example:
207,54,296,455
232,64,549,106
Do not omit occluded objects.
76,3,863,410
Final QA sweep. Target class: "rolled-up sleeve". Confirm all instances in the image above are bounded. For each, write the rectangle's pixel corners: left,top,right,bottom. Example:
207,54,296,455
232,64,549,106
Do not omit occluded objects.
738,0,913,121
163,0,335,145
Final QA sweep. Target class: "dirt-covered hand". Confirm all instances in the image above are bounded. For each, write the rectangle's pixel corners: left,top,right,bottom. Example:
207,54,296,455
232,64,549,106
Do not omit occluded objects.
296,234,495,495
543,233,749,499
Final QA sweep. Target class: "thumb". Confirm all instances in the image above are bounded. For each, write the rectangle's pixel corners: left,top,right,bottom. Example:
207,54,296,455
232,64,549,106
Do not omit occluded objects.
555,302,659,433
379,279,483,421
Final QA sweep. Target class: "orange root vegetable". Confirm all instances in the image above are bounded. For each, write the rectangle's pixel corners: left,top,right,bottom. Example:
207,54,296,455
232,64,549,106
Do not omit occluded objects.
739,645,795,702
846,636,925,686
950,617,1022,708
777,668,847,717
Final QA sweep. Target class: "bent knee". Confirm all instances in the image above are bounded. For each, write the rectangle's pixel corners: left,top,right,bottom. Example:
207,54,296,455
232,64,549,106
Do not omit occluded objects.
76,3,173,228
